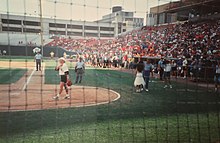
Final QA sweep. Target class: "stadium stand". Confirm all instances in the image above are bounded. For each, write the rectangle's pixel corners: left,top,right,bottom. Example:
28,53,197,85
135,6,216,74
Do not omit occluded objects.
0,33,53,46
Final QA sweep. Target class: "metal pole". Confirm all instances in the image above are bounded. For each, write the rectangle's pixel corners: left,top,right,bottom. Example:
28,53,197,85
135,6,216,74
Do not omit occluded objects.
157,0,160,25
39,0,44,56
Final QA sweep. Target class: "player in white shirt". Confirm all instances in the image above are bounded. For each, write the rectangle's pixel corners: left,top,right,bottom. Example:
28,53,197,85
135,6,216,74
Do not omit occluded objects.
164,60,172,89
75,57,85,84
182,58,188,79
53,57,70,99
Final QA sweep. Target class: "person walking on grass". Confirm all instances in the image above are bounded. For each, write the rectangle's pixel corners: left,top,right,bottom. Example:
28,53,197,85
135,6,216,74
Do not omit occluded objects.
35,52,42,71
134,61,145,93
143,59,153,92
75,57,85,84
53,57,70,100
164,60,172,89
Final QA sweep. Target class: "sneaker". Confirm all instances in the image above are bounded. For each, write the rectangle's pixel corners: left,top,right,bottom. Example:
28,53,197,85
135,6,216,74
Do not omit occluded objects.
141,88,144,91
145,89,149,92
53,95,59,100
170,85,172,89
164,85,168,88
64,95,70,99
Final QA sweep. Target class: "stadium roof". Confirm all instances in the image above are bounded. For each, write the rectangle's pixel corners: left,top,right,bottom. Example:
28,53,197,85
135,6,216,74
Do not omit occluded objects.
164,0,220,13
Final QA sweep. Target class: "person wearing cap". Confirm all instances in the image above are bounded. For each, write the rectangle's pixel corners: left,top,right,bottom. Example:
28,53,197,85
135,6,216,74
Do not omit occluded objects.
50,51,54,59
35,52,42,71
75,57,85,84
53,57,70,99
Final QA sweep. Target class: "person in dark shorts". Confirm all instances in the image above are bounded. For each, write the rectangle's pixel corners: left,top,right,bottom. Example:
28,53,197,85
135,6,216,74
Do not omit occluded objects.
53,57,70,100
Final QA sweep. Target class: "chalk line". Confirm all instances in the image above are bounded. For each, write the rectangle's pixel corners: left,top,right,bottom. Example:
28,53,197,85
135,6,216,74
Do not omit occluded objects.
22,69,35,91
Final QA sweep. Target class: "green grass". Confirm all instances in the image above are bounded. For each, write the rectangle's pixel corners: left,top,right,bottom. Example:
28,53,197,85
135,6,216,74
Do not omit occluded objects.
0,62,220,142
0,68,27,84
0,56,35,62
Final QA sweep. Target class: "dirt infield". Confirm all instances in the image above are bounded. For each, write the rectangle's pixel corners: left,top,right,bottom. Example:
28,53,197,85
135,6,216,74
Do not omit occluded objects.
0,61,36,69
0,61,120,112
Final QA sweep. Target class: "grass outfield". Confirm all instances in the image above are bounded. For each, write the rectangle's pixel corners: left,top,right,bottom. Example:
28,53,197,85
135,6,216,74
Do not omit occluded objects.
0,56,35,62
0,62,220,142
0,68,27,84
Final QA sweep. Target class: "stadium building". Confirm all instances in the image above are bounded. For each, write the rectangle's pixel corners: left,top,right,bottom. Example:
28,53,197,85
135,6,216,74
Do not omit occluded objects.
97,6,144,35
0,13,115,46
146,0,220,26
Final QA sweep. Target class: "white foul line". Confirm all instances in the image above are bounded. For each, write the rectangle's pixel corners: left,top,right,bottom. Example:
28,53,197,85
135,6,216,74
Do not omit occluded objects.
22,69,35,91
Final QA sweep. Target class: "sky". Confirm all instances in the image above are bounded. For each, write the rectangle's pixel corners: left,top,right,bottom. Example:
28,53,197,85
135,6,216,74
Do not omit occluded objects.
0,0,179,23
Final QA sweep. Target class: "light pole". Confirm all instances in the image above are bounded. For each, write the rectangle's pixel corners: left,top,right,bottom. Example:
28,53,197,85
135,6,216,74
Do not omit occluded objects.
39,0,44,56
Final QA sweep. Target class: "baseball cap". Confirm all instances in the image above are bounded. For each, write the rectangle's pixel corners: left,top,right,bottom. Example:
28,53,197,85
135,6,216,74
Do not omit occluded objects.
59,57,66,62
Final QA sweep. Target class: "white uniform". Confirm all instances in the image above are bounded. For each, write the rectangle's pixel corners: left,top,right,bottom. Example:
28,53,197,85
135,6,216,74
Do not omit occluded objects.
183,59,188,67
134,72,145,86
164,64,172,72
35,54,42,60
59,63,68,75
216,65,220,74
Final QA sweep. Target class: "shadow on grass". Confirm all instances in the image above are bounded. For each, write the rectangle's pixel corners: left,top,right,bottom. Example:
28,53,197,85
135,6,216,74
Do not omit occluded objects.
0,68,220,138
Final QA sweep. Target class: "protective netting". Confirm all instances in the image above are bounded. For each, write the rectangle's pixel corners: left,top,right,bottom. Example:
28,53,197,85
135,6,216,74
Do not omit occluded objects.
0,0,220,142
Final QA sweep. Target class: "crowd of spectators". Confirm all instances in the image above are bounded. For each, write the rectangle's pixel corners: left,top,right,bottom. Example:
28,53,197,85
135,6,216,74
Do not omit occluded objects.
46,19,220,70
44,19,220,86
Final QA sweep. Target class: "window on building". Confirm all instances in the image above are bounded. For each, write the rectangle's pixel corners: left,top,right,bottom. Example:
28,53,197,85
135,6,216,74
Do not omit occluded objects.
49,23,66,28
49,30,65,35
23,28,41,33
84,33,98,37
125,18,133,21
2,26,22,32
100,33,114,37
84,26,98,30
125,12,129,16
100,27,114,31
23,21,40,26
67,24,83,29
67,31,82,36
123,29,126,32
2,19,21,25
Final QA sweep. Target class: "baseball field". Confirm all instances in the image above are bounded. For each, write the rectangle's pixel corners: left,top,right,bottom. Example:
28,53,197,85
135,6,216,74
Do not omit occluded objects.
0,56,220,143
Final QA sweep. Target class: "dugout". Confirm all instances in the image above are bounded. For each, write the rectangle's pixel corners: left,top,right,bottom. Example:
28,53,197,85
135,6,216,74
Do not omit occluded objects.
0,45,76,57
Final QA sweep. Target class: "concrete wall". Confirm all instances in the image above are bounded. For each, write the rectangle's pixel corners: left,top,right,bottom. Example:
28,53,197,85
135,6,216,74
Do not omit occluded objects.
0,45,76,57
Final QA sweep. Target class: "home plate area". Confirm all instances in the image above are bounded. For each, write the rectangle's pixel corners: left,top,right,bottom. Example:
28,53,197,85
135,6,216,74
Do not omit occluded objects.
0,85,120,112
